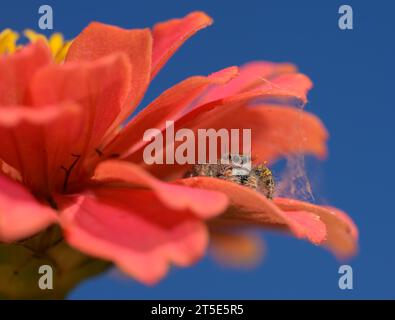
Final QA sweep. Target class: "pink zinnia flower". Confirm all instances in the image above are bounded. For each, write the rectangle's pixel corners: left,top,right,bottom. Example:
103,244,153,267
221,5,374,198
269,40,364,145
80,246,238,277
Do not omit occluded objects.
0,12,358,287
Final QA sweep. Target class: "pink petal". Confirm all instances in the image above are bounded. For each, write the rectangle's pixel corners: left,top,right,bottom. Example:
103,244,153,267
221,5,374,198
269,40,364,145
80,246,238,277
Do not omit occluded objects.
93,160,228,218
0,174,58,242
274,198,358,258
151,11,213,79
128,95,327,180
57,189,211,284
104,66,238,157
0,103,82,194
0,41,52,106
176,177,327,244
124,88,310,177
206,104,328,163
256,73,313,103
199,61,298,104
0,160,22,182
66,22,152,119
30,53,131,157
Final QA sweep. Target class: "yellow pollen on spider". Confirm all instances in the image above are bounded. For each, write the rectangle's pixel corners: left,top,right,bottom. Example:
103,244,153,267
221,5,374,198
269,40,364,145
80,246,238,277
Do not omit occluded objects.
0,28,72,63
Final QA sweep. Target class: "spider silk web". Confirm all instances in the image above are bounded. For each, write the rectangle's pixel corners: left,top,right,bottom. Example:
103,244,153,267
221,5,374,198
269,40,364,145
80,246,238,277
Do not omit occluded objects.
275,153,316,203
258,93,317,204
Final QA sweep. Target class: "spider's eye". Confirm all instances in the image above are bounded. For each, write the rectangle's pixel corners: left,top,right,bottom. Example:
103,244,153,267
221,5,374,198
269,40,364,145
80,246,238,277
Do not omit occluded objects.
232,154,241,165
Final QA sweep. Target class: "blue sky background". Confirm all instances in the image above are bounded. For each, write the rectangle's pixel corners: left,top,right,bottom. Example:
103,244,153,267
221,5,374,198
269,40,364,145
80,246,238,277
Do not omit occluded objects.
1,0,394,299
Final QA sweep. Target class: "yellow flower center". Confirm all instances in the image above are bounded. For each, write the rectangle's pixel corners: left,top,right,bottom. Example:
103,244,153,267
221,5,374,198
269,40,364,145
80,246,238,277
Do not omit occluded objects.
0,29,72,63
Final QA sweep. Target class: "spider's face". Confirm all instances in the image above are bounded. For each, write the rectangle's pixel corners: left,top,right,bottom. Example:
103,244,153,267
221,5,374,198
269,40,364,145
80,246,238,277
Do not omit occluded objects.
187,155,275,200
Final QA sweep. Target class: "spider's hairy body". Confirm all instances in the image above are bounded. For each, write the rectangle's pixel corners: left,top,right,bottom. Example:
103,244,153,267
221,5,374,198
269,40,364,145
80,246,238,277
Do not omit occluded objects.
186,155,275,199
